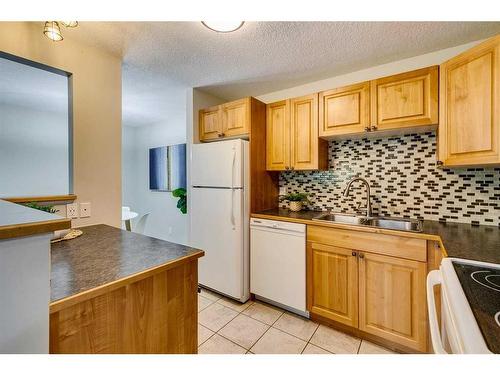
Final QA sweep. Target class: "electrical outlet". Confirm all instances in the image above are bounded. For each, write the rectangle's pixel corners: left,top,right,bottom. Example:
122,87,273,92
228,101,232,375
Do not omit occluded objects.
66,203,78,219
80,202,91,218
279,186,287,195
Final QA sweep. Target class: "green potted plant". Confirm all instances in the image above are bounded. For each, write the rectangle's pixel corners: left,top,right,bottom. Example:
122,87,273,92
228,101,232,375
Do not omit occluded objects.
172,188,187,214
23,202,58,213
280,192,311,212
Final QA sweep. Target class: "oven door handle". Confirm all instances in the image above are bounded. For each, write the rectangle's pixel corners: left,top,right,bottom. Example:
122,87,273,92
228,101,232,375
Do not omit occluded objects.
427,270,448,354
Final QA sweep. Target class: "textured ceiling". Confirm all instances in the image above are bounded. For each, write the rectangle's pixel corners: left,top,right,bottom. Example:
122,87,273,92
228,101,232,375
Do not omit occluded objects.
63,21,500,126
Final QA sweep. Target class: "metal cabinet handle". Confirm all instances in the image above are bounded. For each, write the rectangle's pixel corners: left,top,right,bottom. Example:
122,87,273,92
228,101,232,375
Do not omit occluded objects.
436,160,443,166
285,166,290,170
290,166,295,171
364,126,371,132
352,251,357,257
371,125,378,131
358,253,364,259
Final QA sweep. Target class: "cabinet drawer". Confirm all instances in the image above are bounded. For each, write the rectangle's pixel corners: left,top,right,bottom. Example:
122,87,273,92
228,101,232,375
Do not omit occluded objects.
307,225,427,262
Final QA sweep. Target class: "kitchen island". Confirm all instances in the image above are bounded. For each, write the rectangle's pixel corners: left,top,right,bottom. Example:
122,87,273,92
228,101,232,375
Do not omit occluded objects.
49,224,204,354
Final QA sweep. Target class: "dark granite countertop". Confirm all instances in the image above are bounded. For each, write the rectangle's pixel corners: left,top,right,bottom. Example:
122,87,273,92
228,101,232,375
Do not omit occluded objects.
50,224,204,303
253,208,500,264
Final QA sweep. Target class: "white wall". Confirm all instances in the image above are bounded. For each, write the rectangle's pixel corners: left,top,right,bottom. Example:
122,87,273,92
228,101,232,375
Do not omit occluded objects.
256,39,483,103
0,22,122,228
0,103,68,197
122,114,189,245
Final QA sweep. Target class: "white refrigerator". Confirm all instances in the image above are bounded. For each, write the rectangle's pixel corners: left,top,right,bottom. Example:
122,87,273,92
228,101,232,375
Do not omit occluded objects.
190,139,250,302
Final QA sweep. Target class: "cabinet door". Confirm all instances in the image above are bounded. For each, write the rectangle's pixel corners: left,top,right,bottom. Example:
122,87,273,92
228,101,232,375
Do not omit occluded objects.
307,242,358,328
290,93,326,170
358,252,427,352
199,105,222,141
319,82,370,137
439,35,500,166
371,66,438,131
266,100,290,171
222,98,250,138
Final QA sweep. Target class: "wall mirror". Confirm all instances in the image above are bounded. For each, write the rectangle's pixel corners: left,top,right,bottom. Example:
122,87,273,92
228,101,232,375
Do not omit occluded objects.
0,52,72,201
149,143,186,192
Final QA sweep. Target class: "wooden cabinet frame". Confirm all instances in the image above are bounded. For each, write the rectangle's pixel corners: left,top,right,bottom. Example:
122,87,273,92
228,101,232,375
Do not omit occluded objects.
370,66,439,131
266,95,327,171
307,242,358,328
199,105,223,141
222,97,251,138
307,225,429,352
438,35,500,167
358,251,427,352
319,82,371,137
266,100,290,171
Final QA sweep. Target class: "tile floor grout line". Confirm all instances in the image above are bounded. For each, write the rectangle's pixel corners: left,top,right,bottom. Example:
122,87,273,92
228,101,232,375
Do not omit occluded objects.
200,290,369,355
357,339,363,354
245,303,285,354
247,319,275,354
301,323,322,354
270,323,315,344
197,299,215,313
197,328,216,347
212,310,262,353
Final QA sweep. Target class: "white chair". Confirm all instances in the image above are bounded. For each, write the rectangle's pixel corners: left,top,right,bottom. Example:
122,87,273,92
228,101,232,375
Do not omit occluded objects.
134,213,150,234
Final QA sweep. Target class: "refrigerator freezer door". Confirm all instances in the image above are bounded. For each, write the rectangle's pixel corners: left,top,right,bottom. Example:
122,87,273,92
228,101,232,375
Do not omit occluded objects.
191,139,244,188
191,187,246,300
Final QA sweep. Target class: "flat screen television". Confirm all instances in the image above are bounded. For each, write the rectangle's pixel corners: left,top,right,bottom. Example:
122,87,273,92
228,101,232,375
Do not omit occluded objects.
149,143,186,191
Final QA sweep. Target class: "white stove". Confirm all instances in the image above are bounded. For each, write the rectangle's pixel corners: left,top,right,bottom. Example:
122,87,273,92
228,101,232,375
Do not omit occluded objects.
427,257,500,354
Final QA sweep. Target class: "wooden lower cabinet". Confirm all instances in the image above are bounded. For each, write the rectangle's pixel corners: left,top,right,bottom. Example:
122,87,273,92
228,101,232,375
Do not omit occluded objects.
307,232,428,352
49,260,198,354
358,252,427,352
307,242,358,328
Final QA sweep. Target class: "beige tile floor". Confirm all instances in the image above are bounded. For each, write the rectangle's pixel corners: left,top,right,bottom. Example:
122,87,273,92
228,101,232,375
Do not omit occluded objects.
197,288,397,354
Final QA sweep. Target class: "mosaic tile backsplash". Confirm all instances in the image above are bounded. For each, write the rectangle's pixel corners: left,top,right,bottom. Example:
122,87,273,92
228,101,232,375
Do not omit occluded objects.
280,132,500,226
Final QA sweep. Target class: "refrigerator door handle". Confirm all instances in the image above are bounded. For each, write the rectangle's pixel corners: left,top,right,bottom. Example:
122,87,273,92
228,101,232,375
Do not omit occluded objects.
230,147,236,230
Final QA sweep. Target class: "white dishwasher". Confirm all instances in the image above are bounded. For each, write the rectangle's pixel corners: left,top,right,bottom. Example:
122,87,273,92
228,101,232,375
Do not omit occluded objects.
250,218,307,316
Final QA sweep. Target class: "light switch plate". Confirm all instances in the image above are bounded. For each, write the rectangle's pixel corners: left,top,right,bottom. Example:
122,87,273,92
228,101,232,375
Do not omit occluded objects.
66,203,78,219
80,202,91,218
279,186,287,195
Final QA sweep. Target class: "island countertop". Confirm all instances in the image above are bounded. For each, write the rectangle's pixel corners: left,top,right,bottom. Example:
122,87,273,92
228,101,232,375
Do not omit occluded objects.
50,224,204,311
252,208,500,264
0,199,70,240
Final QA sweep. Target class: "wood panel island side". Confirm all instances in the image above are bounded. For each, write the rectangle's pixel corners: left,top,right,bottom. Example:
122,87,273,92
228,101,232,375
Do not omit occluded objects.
49,224,204,354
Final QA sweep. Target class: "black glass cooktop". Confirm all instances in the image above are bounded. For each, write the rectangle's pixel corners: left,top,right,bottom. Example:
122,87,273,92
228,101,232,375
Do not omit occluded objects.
453,262,500,354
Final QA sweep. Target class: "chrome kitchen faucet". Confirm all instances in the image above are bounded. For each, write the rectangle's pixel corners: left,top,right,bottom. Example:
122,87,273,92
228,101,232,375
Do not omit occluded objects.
343,177,373,218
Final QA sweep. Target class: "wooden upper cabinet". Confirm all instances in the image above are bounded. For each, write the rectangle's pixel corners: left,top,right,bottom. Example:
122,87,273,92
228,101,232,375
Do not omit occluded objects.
222,98,251,138
199,105,222,141
307,242,358,328
319,82,371,136
439,35,500,167
358,252,427,352
199,97,252,142
266,100,290,171
371,66,439,131
290,93,328,170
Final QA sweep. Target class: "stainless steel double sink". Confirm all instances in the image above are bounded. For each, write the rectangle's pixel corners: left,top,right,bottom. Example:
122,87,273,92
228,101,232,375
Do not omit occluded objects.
312,212,423,233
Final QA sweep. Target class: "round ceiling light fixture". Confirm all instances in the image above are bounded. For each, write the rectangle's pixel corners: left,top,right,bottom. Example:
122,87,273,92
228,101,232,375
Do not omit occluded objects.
60,21,79,28
201,21,244,33
43,21,63,42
